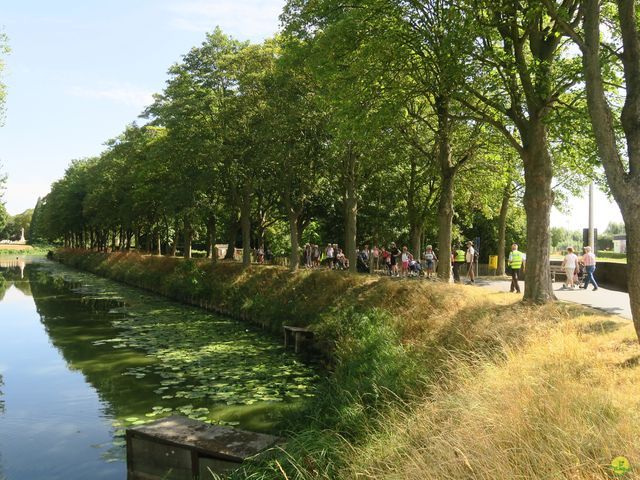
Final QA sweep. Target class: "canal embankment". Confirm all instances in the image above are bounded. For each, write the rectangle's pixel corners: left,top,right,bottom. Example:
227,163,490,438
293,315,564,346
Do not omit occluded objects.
52,249,640,479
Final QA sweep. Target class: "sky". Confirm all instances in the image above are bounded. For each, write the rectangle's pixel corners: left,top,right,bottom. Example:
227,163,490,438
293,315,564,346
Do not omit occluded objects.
0,1,625,232
0,0,284,213
550,187,623,233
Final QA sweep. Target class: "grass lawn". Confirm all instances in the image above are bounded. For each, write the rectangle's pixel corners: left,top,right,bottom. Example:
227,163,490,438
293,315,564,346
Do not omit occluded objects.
551,253,626,264
0,244,34,251
0,244,52,255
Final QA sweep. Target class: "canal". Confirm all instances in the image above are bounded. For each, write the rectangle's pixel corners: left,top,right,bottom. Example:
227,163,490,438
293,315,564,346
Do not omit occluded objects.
0,258,319,479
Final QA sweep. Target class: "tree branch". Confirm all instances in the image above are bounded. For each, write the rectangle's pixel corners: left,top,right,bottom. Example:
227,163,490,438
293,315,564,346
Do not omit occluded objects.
541,0,586,50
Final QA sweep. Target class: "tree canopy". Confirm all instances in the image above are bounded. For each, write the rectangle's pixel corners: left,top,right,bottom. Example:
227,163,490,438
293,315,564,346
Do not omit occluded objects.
34,2,640,341
0,30,8,125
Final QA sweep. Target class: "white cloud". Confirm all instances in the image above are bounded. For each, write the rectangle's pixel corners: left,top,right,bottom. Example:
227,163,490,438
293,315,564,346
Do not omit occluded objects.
165,0,284,41
67,84,154,109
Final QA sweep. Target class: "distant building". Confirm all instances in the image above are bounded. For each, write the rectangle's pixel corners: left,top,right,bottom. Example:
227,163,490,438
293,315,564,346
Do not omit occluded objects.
613,234,626,254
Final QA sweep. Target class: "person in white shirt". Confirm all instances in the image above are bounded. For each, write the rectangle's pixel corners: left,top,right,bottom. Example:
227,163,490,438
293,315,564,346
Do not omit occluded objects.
465,241,476,284
423,245,437,279
325,244,334,269
401,246,410,277
561,246,579,288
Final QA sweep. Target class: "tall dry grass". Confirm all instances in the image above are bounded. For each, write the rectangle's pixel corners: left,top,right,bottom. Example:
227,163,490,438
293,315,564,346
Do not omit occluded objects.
344,309,640,480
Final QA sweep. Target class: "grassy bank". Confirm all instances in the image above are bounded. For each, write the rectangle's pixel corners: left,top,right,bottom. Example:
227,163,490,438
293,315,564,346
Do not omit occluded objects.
54,250,640,479
0,244,52,256
551,252,627,264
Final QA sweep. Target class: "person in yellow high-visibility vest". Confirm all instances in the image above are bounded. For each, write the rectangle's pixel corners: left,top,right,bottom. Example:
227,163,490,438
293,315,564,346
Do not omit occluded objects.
508,243,525,293
452,244,466,283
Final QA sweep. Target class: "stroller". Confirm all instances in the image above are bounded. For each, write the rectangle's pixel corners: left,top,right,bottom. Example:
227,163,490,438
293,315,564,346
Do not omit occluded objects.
577,262,586,288
357,252,370,273
408,260,423,277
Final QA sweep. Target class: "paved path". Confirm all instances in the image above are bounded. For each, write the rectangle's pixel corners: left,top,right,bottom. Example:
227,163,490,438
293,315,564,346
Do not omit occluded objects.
475,278,632,320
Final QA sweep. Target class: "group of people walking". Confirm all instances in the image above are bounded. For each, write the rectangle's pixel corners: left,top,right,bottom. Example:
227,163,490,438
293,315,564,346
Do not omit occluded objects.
561,245,598,290
306,242,479,282
505,243,599,293
264,240,600,294
321,243,349,270
376,243,438,278
297,242,441,278
451,241,477,284
292,241,601,294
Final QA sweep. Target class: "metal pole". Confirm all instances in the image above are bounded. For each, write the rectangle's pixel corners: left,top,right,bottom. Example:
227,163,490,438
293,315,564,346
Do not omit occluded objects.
588,183,595,248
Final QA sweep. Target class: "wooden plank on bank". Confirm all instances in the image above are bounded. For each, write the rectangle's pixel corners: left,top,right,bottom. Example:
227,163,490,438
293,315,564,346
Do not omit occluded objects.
283,326,313,353
126,415,280,479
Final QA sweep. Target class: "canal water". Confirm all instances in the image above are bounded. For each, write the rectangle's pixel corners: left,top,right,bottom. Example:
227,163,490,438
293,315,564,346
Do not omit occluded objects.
0,258,319,479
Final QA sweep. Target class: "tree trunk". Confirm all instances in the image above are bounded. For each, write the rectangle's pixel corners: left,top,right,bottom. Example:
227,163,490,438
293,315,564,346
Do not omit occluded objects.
155,231,161,256
407,156,423,258
224,215,239,260
344,145,358,273
521,121,555,303
497,184,511,276
206,216,216,261
623,217,640,341
437,170,455,281
183,223,192,259
409,223,422,260
435,97,455,282
163,219,170,255
134,228,141,251
579,0,640,341
296,217,306,244
170,221,178,257
255,217,267,256
145,229,152,253
345,194,358,273
288,211,301,271
241,187,252,267
206,222,213,260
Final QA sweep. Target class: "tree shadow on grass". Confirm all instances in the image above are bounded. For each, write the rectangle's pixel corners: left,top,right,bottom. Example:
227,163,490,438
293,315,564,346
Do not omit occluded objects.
577,319,625,335
617,355,640,369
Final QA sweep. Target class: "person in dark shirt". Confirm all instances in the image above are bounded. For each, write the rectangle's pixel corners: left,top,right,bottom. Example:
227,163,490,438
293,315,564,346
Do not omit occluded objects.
389,242,400,277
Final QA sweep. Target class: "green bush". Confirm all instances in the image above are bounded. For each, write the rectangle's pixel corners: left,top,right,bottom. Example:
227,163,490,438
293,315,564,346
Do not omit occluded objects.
316,308,418,412
234,308,421,479
165,258,206,298
597,251,626,260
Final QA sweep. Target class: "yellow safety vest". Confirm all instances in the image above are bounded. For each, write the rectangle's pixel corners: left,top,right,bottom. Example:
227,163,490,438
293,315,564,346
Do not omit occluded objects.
510,250,523,269
455,250,466,262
